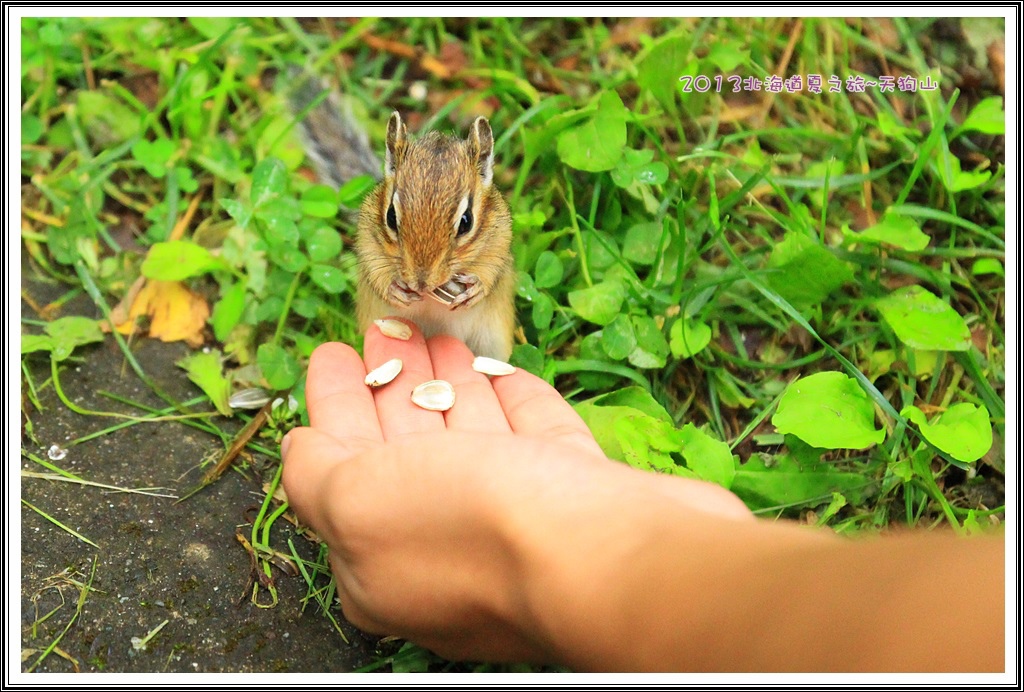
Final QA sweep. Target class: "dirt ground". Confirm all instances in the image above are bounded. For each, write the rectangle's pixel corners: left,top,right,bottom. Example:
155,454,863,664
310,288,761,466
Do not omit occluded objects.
19,276,385,674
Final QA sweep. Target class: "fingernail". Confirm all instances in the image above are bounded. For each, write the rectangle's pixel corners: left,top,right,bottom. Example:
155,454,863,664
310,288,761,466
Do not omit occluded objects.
280,431,292,460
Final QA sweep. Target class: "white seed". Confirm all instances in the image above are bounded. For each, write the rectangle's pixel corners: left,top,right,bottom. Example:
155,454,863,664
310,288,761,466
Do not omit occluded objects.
229,387,272,410
472,356,516,376
410,379,456,411
374,318,412,341
430,279,465,306
365,358,403,387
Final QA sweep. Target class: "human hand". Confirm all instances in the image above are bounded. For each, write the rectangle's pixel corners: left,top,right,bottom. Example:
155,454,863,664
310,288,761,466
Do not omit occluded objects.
282,320,751,663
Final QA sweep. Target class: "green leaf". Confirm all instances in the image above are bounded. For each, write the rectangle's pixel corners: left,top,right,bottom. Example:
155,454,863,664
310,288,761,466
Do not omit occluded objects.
957,96,1004,136
847,214,930,251
337,174,378,208
300,184,340,218
262,216,301,248
731,453,870,512
622,222,662,266
309,264,346,293
531,293,554,331
176,350,232,416
131,138,176,178
583,229,620,271
679,424,735,488
765,233,853,306
876,286,971,351
292,295,324,319
556,91,627,172
40,316,105,362
141,241,227,281
390,642,432,673
47,204,97,265
221,198,253,229
255,196,302,224
257,343,301,391
902,403,993,463
637,34,689,109
611,148,668,187
251,158,288,208
22,333,54,355
705,40,748,72
628,315,669,369
601,314,636,360
576,332,620,390
22,115,44,144
211,280,246,342
574,401,682,472
510,343,544,376
937,153,992,192
76,90,140,145
267,244,309,273
534,251,564,289
971,258,1003,276
585,386,674,424
304,226,343,263
175,166,199,193
772,371,885,449
189,16,236,40
670,317,712,359
877,111,919,139
614,415,680,472
567,280,626,325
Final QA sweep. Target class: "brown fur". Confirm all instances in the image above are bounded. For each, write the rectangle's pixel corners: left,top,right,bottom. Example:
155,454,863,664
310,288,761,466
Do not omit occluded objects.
355,113,515,359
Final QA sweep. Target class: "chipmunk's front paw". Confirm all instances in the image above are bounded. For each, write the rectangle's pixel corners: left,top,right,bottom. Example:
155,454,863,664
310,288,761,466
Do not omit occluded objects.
448,273,483,310
388,279,422,306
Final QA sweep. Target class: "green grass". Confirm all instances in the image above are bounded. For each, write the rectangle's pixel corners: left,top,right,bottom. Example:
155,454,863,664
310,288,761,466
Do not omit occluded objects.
21,16,1006,670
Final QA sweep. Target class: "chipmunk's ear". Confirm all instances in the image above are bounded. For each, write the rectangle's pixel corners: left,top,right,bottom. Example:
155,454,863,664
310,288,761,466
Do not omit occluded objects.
385,111,408,178
468,116,495,187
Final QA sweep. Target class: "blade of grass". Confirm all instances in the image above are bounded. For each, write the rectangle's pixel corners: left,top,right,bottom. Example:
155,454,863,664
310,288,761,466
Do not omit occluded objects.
22,472,177,499
27,557,99,673
21,500,98,548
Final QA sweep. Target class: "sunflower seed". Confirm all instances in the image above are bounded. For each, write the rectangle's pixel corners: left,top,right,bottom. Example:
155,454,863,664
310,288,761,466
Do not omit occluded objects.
472,356,516,376
365,358,403,387
410,379,456,411
374,318,412,341
429,279,465,306
229,387,273,410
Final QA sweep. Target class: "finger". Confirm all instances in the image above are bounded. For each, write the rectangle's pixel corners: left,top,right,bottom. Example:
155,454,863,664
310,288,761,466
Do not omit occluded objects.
281,426,378,537
306,342,383,443
427,336,512,434
363,318,446,439
491,369,605,457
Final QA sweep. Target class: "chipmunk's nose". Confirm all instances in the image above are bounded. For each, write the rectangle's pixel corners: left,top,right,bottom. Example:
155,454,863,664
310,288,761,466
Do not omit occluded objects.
412,271,429,293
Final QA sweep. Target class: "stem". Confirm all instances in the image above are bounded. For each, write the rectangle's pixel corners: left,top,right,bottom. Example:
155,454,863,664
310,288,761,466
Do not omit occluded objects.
272,271,303,346
562,172,592,287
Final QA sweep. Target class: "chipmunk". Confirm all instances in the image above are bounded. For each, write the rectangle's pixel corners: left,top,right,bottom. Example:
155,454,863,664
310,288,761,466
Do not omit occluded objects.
291,77,516,360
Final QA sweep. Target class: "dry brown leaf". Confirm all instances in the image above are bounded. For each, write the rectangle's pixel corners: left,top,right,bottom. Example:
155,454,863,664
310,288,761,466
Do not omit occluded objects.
114,279,208,347
438,41,469,75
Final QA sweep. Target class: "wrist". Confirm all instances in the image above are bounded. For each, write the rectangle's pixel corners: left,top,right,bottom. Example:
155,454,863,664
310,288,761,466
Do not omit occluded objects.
496,455,677,668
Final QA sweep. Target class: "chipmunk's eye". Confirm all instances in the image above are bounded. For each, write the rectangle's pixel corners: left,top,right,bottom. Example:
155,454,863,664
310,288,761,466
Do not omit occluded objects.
386,202,398,233
457,209,473,237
